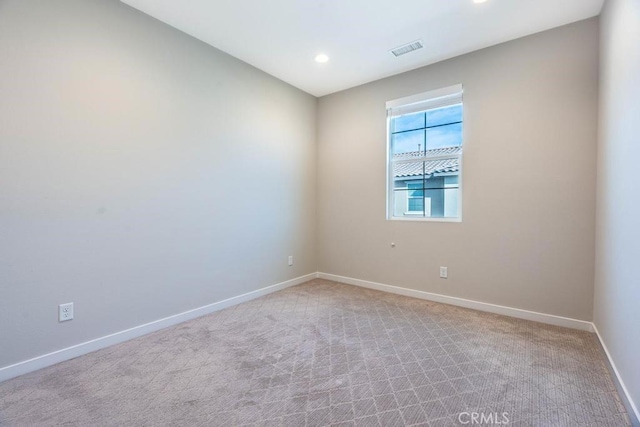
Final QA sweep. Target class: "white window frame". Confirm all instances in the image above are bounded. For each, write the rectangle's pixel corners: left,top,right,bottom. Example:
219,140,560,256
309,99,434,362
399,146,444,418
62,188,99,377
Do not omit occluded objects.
386,84,464,223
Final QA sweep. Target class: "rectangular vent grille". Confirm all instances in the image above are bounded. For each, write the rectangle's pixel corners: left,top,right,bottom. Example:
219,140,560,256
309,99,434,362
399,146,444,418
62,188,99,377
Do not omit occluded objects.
390,40,424,57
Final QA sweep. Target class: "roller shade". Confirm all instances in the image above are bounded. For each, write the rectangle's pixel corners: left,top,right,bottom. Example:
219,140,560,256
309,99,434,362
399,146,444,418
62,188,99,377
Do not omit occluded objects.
386,84,463,117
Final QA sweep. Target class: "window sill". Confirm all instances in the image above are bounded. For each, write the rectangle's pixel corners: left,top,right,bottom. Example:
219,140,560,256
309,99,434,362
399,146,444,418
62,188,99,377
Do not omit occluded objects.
389,216,462,223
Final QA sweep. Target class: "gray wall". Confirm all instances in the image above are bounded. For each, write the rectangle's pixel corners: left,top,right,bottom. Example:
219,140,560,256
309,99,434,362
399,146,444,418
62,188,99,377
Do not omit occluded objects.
595,0,640,415
317,19,599,321
0,0,317,368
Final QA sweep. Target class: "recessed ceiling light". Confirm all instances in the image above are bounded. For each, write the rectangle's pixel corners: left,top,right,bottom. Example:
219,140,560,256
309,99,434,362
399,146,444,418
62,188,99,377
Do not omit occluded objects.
315,54,329,63
473,0,487,3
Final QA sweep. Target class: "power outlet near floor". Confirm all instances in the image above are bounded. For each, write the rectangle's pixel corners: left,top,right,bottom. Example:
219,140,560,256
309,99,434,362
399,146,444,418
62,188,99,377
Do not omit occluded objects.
59,303,74,322
288,255,294,266
440,267,448,279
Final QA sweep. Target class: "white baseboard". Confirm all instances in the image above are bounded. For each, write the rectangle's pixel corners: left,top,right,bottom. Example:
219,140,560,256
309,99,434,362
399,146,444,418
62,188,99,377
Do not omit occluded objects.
593,324,640,426
0,273,317,383
317,272,594,332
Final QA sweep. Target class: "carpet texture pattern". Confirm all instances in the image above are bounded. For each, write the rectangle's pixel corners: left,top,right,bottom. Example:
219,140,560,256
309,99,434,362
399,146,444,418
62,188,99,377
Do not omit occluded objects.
0,279,632,426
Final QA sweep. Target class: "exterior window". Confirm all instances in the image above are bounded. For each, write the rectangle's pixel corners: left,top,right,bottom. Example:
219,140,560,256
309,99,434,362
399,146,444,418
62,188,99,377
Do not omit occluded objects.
407,181,426,214
386,85,463,221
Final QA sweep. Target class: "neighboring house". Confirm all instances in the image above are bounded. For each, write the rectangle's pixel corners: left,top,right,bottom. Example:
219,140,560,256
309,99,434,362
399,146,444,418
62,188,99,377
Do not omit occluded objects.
393,146,461,217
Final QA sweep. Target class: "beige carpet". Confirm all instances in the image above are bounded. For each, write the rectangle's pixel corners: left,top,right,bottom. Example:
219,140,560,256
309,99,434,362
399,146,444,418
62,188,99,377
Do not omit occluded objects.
0,279,632,426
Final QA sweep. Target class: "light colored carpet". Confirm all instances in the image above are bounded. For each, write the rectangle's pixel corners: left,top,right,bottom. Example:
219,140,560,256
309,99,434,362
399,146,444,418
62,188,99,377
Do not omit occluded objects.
0,279,631,426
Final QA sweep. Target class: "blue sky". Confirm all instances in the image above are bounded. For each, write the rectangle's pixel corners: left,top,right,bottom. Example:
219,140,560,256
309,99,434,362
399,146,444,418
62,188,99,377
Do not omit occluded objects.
391,104,462,154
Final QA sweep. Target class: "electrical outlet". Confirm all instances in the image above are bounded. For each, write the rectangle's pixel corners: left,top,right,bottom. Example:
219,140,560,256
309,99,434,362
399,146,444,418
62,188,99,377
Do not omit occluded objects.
440,267,448,279
59,303,74,322
288,255,294,266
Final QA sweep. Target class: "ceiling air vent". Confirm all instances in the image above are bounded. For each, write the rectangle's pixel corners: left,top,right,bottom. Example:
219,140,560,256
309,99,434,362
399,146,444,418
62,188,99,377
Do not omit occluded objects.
389,40,424,57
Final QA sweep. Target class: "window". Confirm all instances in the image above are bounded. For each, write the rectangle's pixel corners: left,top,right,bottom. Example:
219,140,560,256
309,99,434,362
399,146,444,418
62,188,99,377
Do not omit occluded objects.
386,84,463,221
407,181,425,214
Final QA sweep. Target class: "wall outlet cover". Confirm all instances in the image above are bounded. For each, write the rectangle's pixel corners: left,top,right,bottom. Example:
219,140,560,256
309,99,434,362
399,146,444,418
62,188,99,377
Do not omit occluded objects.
59,303,74,322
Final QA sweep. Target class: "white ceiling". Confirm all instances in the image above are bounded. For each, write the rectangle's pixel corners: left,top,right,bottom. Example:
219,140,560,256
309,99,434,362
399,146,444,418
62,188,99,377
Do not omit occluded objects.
121,0,604,97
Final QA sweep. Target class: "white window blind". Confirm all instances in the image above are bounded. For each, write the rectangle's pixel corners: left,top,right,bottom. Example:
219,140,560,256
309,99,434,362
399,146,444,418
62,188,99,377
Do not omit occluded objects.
386,84,463,118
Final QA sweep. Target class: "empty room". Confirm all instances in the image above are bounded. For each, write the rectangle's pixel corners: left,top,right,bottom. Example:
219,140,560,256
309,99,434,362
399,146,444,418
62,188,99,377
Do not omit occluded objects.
1,0,638,426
